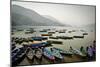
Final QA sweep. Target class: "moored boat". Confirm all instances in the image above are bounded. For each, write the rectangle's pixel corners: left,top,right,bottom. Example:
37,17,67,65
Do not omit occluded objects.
31,42,49,48
48,31,55,34
52,47,72,55
40,30,47,32
69,47,86,57
41,34,52,36
49,36,58,39
32,37,48,41
83,33,88,35
56,36,73,39
12,47,26,66
34,48,42,60
26,47,34,60
50,48,63,59
43,48,55,61
73,35,84,38
47,40,63,44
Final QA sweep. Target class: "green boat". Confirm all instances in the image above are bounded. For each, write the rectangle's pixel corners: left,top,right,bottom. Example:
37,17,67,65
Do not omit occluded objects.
69,48,86,57
50,48,63,59
52,47,72,55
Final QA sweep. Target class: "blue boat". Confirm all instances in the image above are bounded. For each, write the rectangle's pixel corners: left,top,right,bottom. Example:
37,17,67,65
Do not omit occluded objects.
52,47,72,55
41,42,51,46
31,42,48,48
50,48,63,59
12,47,20,53
32,37,48,41
12,47,26,66
43,48,55,61
31,43,43,48
12,46,16,50
69,48,86,57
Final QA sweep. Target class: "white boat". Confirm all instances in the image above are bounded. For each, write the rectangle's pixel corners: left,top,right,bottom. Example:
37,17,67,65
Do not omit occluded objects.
53,47,72,55
34,48,42,59
26,47,34,60
70,48,86,57
43,48,55,61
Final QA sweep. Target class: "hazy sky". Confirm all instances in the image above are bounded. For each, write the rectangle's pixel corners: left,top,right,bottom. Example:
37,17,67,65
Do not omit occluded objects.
12,1,95,26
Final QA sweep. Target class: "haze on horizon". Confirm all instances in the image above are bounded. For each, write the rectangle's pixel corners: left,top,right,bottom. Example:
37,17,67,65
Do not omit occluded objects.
12,1,95,27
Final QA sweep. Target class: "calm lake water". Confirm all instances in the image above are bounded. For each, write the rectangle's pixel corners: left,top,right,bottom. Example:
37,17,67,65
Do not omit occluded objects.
12,26,96,51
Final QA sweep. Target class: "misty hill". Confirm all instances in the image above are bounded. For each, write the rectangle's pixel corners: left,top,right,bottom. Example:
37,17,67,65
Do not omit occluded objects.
12,5,65,26
43,15,61,23
43,15,71,27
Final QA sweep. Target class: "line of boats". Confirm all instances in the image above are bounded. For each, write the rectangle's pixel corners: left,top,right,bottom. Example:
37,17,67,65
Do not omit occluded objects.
12,44,87,66
25,47,87,62
49,35,86,40
12,46,27,66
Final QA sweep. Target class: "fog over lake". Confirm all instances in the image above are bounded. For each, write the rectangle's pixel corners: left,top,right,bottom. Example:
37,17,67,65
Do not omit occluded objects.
12,1,95,27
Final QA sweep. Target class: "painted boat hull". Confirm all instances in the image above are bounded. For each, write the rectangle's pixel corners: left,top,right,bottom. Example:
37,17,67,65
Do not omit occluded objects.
73,36,84,38
47,40,62,44
51,48,63,59
34,48,42,59
43,48,55,61
53,47,72,55
26,48,34,60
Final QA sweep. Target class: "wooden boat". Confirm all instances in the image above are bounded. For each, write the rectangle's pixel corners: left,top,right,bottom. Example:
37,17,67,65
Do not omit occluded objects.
12,47,25,57
48,32,55,34
73,36,84,38
26,47,34,60
43,48,55,61
40,30,47,32
47,40,63,44
25,31,33,34
31,42,48,48
59,31,65,33
34,48,42,59
12,47,20,53
41,42,52,46
17,47,26,59
49,36,58,39
56,36,73,39
41,34,52,36
83,33,88,35
52,47,72,55
32,37,42,41
12,45,16,50
42,37,48,40
40,29,50,32
12,47,26,66
12,53,19,66
50,48,63,59
70,48,86,57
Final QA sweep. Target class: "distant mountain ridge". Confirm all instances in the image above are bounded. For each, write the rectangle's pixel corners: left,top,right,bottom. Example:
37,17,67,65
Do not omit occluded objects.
12,5,67,26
